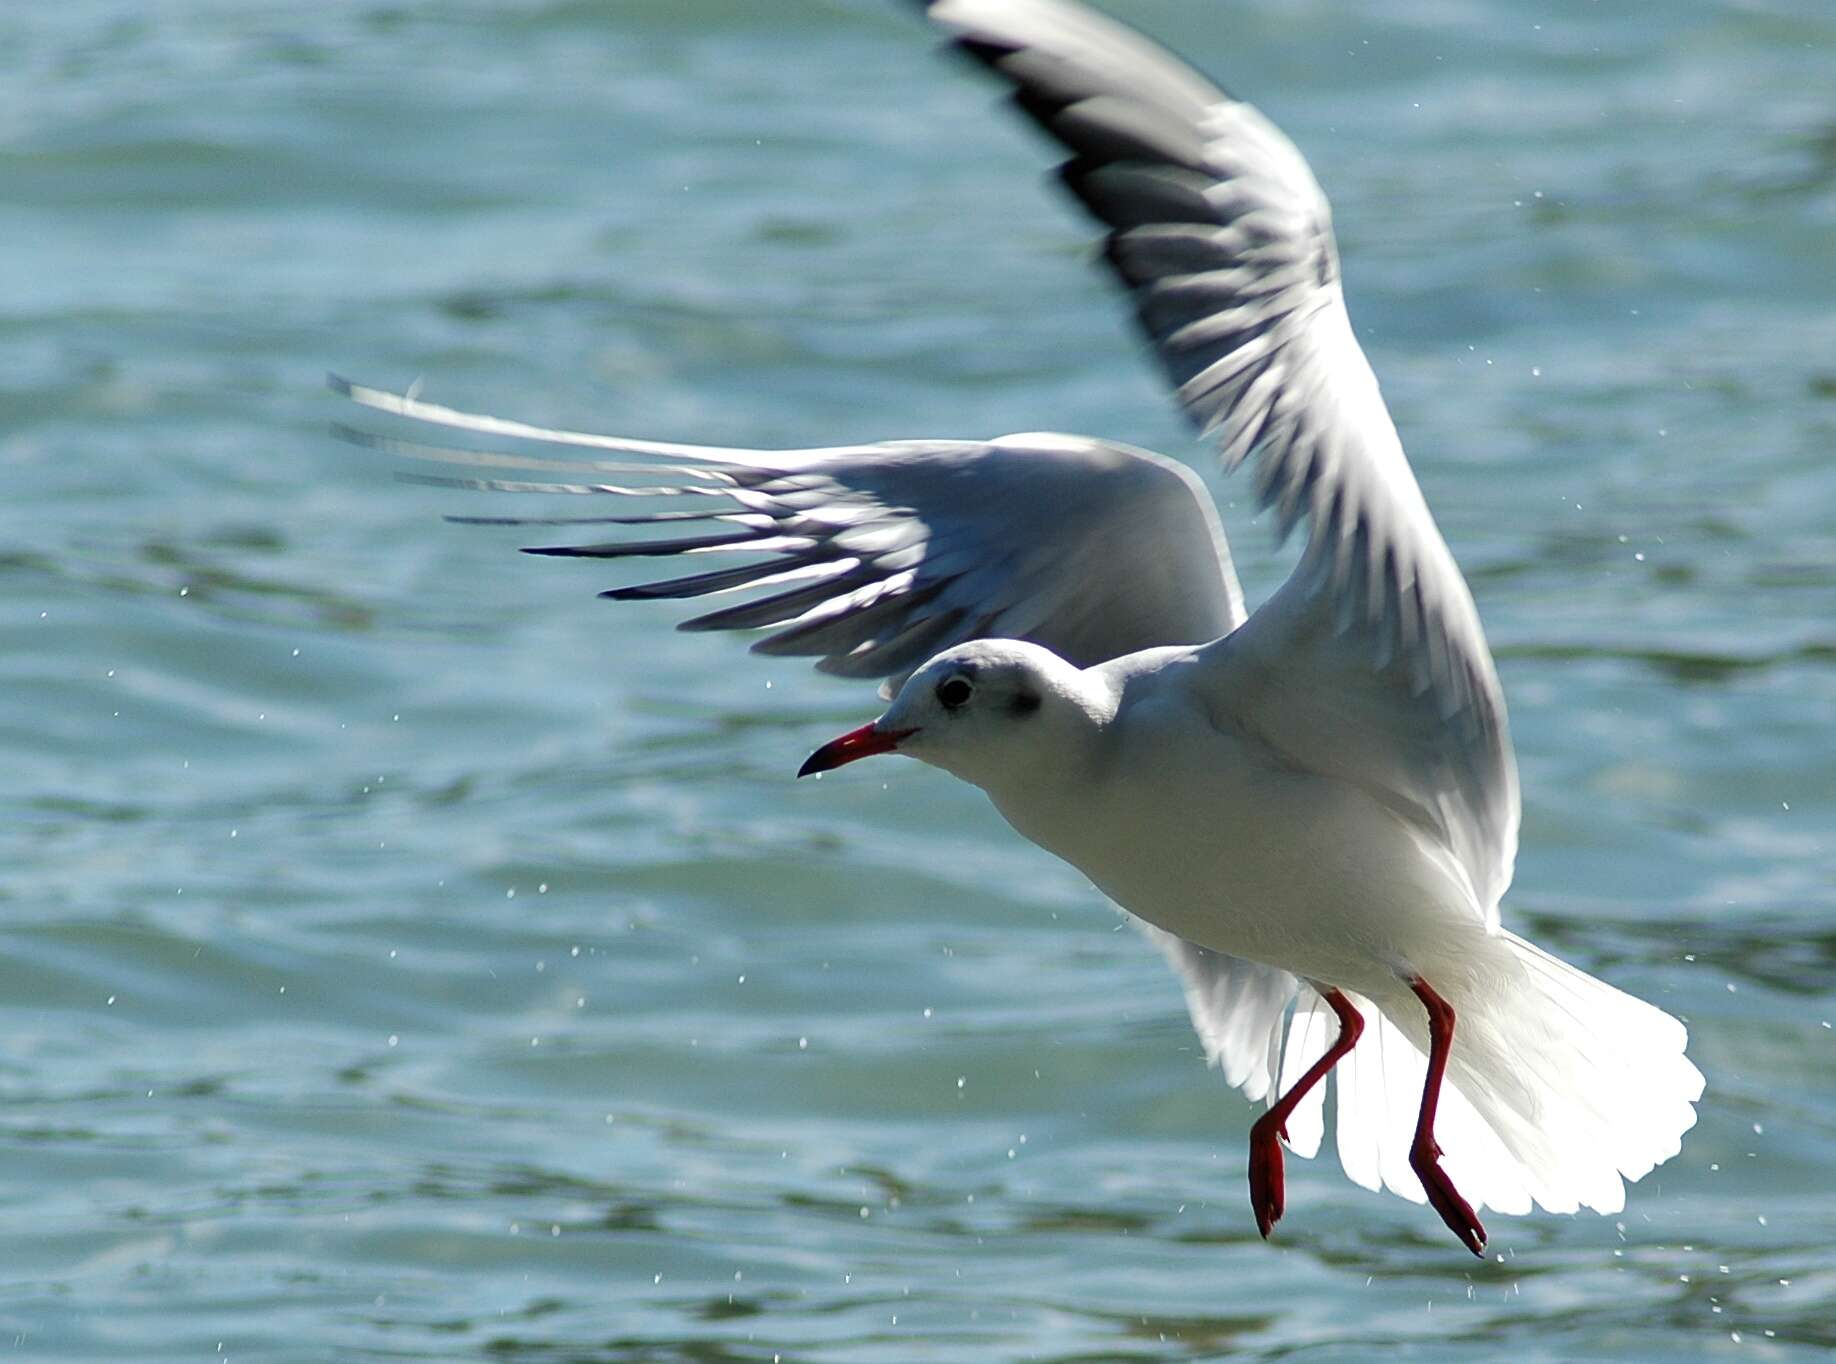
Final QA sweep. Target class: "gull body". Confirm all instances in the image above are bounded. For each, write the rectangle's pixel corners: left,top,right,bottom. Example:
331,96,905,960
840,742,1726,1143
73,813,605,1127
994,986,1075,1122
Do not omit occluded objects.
882,641,1470,1000
342,0,1704,1254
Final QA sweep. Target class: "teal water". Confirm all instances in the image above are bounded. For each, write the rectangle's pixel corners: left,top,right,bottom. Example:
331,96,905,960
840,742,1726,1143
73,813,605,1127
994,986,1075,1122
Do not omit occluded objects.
5,0,1835,1358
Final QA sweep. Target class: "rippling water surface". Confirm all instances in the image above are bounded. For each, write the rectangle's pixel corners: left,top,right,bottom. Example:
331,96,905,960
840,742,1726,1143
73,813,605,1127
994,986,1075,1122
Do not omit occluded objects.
5,1,1836,1359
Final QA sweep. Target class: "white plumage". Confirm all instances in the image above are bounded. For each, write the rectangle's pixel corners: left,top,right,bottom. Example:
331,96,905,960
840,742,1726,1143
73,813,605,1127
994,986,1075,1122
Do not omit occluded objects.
337,0,1704,1253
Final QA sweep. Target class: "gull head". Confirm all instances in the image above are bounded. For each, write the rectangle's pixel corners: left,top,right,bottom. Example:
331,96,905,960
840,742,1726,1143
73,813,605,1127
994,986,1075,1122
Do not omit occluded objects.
798,639,1103,789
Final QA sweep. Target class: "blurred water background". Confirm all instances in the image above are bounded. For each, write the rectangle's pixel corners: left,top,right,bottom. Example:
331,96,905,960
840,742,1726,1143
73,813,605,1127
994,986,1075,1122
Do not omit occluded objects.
5,0,1836,1358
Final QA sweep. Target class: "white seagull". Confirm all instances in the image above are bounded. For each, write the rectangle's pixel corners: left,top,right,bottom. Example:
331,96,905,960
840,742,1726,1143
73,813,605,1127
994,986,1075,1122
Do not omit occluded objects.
338,0,1704,1255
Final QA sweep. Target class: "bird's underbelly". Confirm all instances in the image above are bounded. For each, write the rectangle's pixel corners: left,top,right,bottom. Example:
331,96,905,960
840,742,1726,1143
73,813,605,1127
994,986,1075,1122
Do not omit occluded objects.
988,728,1482,995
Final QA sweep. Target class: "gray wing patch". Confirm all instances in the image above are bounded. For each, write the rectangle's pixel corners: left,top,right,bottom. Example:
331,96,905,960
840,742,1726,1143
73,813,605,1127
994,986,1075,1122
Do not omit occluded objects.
336,378,1244,691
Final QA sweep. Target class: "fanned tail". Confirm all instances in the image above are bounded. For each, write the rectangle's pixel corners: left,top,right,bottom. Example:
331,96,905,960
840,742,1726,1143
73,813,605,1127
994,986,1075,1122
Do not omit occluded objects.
1430,931,1703,1214
1270,939,1696,1218
1273,934,1703,1217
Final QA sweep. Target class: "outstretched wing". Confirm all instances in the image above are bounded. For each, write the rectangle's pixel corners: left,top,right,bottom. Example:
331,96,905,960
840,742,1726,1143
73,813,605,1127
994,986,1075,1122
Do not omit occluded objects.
921,0,1519,913
335,377,1243,692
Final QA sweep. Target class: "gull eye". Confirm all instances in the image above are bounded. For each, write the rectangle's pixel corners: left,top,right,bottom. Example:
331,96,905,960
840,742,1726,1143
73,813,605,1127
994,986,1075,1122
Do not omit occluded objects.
936,675,974,710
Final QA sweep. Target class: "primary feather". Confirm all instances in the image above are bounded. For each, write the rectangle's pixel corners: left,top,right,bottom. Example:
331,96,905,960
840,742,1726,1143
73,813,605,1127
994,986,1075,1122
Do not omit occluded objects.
336,0,1702,1238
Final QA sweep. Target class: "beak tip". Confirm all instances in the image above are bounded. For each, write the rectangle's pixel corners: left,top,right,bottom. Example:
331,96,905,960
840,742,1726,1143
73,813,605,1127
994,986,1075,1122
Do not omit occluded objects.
796,721,914,779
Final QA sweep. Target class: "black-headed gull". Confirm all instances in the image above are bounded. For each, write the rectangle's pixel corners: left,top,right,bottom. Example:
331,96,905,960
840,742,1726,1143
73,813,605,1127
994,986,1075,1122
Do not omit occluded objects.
338,0,1704,1255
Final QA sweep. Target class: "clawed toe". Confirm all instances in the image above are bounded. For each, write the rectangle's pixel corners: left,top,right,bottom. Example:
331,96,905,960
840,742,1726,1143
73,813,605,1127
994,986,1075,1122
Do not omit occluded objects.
1412,1145,1486,1257
1247,1126,1286,1238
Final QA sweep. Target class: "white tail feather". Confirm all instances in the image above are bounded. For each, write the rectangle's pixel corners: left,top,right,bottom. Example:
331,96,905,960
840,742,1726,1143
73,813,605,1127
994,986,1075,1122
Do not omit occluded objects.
1266,936,1702,1218
1152,921,1701,1219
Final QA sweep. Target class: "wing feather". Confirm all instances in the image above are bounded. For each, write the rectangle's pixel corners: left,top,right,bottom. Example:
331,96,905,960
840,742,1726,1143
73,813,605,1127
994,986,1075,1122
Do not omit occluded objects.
921,0,1520,912
1137,922,1301,1106
337,380,1245,693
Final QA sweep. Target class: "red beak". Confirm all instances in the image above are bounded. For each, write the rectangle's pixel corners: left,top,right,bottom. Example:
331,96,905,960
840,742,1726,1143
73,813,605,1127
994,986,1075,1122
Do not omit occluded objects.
798,722,916,777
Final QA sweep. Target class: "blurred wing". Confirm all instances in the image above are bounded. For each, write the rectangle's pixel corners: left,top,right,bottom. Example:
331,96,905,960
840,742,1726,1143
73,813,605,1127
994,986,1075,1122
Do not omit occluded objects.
922,0,1519,911
1137,921,1301,1106
335,377,1243,692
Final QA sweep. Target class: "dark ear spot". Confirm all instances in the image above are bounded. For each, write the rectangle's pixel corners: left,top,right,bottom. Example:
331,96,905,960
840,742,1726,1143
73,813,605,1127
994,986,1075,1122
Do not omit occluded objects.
1009,689,1042,717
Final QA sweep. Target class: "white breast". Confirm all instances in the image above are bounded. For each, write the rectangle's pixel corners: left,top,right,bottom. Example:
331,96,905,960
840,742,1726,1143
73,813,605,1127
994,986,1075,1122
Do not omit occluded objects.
984,685,1488,998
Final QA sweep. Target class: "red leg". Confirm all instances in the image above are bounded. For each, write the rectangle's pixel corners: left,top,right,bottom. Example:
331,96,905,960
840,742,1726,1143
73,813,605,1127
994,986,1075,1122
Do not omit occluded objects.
1248,989,1364,1239
1407,977,1487,1257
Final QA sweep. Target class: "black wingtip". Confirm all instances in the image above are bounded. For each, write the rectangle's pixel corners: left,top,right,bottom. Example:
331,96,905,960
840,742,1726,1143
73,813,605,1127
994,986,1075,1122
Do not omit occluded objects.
943,34,1029,81
326,371,356,397
516,529,762,560
328,420,384,450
